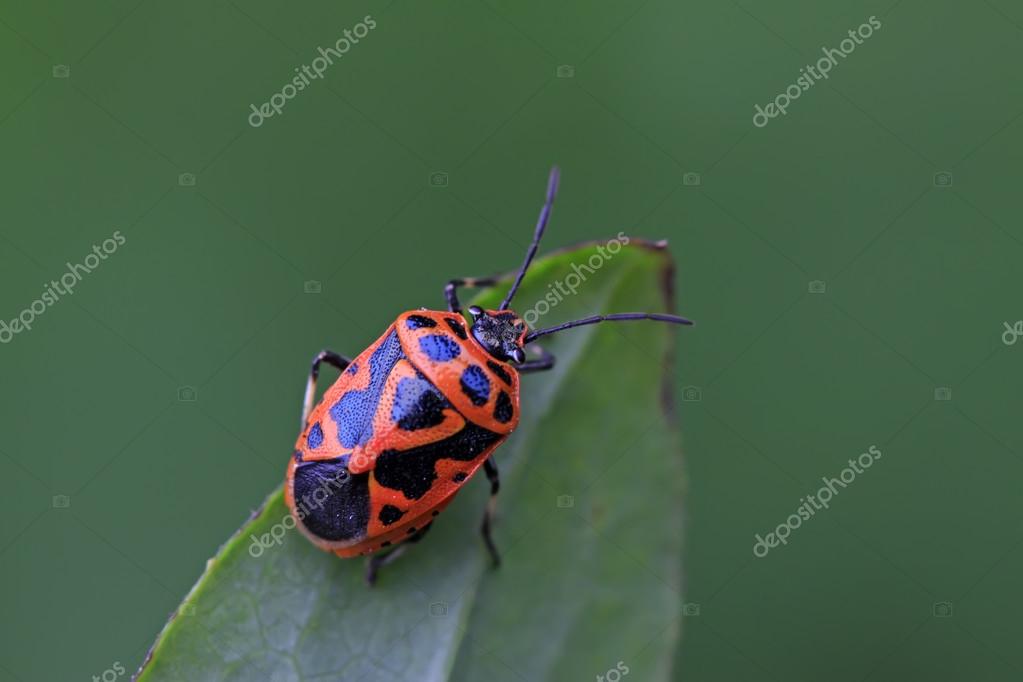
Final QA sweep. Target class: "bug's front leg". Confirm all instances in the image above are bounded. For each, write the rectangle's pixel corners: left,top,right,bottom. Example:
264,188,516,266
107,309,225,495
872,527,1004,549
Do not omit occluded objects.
443,276,500,313
302,350,351,425
516,344,555,374
480,457,501,566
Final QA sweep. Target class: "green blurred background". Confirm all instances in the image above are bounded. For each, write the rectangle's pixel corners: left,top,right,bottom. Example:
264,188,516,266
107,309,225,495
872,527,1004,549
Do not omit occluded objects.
2,0,1021,680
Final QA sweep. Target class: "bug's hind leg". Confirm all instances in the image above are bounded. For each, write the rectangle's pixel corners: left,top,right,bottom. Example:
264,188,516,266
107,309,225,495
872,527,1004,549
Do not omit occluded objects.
302,350,351,425
444,276,501,313
480,458,501,567
516,344,555,374
365,523,433,586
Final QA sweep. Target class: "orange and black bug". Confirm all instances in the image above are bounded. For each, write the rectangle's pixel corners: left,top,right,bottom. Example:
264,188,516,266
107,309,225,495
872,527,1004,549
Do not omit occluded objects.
285,168,692,584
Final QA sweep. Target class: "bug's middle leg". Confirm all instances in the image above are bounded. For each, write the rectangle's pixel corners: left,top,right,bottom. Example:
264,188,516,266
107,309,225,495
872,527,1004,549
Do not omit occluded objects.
365,522,432,586
480,457,501,567
302,350,351,425
444,276,500,313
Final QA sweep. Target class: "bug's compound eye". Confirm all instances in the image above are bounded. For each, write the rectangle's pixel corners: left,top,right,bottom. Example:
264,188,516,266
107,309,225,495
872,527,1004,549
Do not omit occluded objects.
510,347,525,364
468,306,483,319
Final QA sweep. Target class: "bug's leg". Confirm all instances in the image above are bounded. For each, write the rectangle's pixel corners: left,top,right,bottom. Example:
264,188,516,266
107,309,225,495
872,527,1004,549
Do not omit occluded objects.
480,458,501,567
302,350,351,425
516,344,555,374
444,276,500,313
365,523,433,586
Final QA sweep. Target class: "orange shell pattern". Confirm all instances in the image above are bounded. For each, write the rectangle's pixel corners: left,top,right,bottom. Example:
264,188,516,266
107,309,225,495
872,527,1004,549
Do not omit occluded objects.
286,310,520,557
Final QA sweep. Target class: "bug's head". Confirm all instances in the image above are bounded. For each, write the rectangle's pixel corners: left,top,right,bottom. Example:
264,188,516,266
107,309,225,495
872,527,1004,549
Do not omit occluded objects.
467,306,527,363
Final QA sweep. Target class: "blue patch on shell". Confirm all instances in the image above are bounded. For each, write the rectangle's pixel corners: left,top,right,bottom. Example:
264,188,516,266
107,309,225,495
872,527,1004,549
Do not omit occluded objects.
330,331,403,449
418,334,461,362
307,422,324,449
392,375,448,430
459,365,490,406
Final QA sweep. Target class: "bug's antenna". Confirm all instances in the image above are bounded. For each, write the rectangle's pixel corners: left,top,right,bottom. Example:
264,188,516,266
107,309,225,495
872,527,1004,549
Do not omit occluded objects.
524,312,693,344
499,166,560,310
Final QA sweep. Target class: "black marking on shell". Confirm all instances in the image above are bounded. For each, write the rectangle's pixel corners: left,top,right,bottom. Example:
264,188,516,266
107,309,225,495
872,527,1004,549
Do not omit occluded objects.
378,504,406,527
406,314,437,329
392,374,449,431
445,317,468,340
494,390,514,424
487,360,512,386
374,423,502,500
292,458,368,542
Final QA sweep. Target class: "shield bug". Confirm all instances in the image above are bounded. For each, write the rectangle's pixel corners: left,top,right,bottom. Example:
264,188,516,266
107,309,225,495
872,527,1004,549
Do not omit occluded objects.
285,168,692,583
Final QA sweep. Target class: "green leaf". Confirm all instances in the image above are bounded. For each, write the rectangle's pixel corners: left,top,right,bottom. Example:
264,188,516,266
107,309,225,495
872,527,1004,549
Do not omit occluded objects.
135,241,687,682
